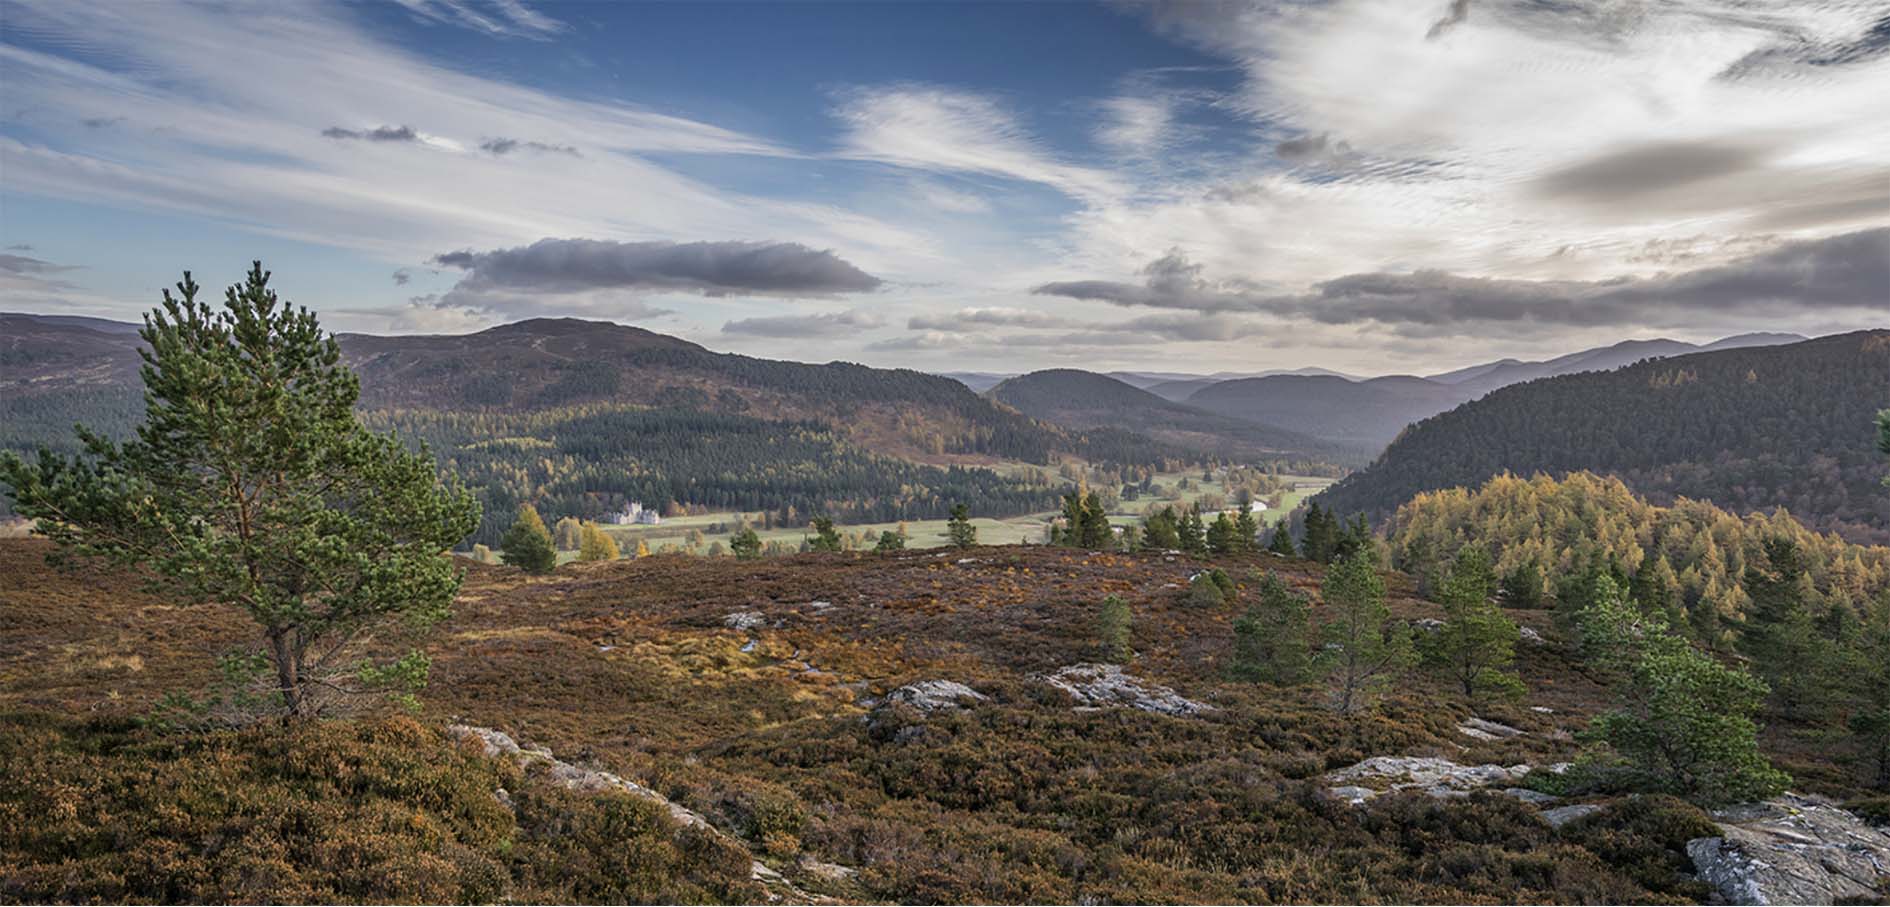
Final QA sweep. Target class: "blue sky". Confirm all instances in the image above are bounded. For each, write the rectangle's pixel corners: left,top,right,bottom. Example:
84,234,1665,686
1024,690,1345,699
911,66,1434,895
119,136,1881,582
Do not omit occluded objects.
2,0,1886,374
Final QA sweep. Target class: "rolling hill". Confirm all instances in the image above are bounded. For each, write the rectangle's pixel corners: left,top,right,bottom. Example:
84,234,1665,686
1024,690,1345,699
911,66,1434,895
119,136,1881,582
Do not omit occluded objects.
1314,331,1890,544
1184,333,1812,448
987,369,1371,467
2,314,1208,544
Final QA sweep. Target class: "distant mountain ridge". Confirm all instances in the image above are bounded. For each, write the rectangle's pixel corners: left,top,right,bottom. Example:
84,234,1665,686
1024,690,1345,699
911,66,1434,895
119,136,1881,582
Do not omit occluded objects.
1182,332,1810,447
1314,331,1890,545
987,369,1370,467
0,313,1172,469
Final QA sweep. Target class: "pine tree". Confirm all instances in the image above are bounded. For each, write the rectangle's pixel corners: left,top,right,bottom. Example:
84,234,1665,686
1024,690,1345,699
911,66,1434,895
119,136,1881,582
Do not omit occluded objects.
1080,492,1113,549
1141,506,1180,550
1321,554,1414,713
1096,594,1133,663
1178,505,1207,555
1421,546,1525,703
808,515,843,552
730,526,762,560
1578,597,1789,805
1234,507,1260,554
1500,561,1544,608
1230,572,1317,684
1848,598,1890,789
1266,519,1298,557
946,503,978,548
1739,537,1835,721
501,503,557,574
0,263,479,721
1206,512,1239,555
576,521,620,562
874,530,905,553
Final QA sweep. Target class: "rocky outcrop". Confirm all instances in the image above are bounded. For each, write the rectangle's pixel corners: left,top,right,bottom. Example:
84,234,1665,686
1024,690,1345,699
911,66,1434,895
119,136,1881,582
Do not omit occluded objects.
724,610,769,631
1322,755,1535,801
1458,717,1524,741
1035,663,1213,717
1541,803,1603,828
449,725,811,900
880,680,987,712
1687,793,1890,905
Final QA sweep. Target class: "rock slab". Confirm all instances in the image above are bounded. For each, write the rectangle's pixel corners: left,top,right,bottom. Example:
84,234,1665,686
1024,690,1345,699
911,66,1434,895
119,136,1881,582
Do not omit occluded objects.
1322,755,1534,801
1036,663,1213,717
1687,793,1890,905
882,680,987,712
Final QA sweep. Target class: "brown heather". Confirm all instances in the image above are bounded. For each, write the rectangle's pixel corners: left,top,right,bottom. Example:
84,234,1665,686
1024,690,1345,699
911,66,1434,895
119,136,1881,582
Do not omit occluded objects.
0,538,1877,903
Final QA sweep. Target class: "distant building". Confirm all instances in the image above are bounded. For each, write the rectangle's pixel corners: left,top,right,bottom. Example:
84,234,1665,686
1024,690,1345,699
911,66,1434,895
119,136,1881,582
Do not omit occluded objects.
606,501,662,525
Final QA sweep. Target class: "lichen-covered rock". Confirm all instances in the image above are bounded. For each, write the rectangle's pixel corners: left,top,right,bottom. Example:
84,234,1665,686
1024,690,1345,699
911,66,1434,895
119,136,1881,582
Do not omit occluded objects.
1035,663,1212,717
1458,717,1524,741
449,725,805,896
1518,625,1545,645
882,680,987,712
1541,803,1603,828
723,610,768,631
1687,793,1890,905
1322,756,1534,801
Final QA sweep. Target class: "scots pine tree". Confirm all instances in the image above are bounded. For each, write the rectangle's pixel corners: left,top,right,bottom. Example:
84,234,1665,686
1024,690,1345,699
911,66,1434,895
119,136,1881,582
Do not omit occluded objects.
730,526,762,559
1321,554,1414,713
1230,572,1317,684
946,504,977,548
0,264,479,722
501,503,557,573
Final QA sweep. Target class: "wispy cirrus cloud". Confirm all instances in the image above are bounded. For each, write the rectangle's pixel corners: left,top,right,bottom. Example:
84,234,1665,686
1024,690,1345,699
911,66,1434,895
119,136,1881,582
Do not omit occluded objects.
831,85,1122,200
388,0,565,40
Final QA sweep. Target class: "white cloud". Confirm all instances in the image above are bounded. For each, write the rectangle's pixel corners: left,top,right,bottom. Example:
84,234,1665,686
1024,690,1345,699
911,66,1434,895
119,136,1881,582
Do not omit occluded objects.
831,85,1123,201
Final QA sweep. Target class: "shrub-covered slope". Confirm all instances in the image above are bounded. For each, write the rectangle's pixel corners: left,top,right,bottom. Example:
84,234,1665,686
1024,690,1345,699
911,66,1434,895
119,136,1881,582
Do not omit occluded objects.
6,537,1882,903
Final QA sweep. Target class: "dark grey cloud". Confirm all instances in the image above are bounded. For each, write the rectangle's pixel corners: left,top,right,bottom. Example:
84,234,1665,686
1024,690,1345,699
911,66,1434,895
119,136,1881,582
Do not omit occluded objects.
722,309,884,338
5,243,36,252
433,237,883,298
1533,139,1772,203
480,137,579,156
1425,0,1471,39
321,125,419,142
1274,132,1357,165
1033,228,1890,331
81,116,123,128
392,268,412,286
0,252,77,276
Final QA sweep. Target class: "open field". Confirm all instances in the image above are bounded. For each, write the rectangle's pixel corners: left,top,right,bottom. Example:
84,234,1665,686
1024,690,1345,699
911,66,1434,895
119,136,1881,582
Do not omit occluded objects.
590,471,1337,555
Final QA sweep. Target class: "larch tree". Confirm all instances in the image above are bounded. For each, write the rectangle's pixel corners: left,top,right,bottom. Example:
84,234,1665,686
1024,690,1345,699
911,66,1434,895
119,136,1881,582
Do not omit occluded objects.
0,264,479,722
577,521,620,561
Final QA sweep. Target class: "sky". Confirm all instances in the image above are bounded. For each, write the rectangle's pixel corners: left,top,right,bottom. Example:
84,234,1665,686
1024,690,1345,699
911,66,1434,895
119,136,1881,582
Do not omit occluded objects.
1,0,1887,376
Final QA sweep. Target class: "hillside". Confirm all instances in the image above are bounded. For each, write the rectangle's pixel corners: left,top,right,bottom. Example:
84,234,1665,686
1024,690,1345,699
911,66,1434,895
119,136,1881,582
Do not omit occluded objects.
1174,334,1810,448
1316,331,1890,544
0,314,1153,466
1,315,1193,543
1186,374,1464,447
988,369,1369,468
7,535,1874,904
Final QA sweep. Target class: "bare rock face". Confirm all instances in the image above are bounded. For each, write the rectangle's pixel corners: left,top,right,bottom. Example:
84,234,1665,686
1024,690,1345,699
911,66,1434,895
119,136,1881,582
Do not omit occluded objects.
1036,663,1213,717
1322,756,1535,801
1687,793,1890,905
882,680,987,712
